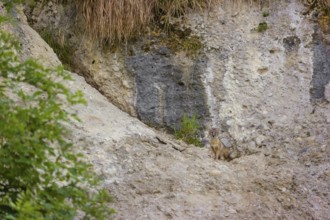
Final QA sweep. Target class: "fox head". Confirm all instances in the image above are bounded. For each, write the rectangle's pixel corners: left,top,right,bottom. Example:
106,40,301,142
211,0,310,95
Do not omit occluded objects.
208,128,219,138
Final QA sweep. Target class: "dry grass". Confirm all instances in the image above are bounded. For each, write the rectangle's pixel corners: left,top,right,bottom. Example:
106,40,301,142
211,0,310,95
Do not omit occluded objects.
77,0,154,44
77,0,330,44
77,0,219,44
320,0,330,12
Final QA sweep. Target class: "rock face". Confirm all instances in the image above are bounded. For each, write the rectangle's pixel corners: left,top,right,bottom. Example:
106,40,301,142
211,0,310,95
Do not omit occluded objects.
25,1,138,116
185,1,330,148
187,1,315,142
8,0,330,219
310,16,330,102
24,1,211,130
74,46,137,116
126,52,209,130
24,0,330,137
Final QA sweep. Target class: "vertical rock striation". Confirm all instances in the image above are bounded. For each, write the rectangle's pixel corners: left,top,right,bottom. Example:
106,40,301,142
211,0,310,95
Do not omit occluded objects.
310,16,330,103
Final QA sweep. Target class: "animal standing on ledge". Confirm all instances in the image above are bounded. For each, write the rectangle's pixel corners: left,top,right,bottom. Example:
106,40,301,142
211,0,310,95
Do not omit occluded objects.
208,128,230,160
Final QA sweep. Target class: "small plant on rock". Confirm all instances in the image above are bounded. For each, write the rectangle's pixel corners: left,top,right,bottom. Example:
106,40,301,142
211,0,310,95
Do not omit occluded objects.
175,113,201,146
262,11,269,17
257,22,268,32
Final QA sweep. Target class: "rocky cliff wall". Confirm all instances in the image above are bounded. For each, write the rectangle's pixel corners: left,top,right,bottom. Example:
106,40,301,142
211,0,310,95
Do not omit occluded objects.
4,1,330,219
186,0,325,148
26,1,329,144
126,51,209,130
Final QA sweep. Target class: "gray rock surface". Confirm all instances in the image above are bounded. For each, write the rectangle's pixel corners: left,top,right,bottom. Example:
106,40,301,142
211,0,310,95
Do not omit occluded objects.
185,0,330,148
126,52,209,130
24,0,330,139
310,21,330,102
5,1,330,219
24,0,137,116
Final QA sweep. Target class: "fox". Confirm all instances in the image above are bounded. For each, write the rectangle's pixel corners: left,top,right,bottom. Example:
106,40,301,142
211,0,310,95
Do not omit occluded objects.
208,128,231,160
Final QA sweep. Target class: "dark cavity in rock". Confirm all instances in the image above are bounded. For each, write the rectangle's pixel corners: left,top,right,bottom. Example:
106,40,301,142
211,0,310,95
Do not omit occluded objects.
283,36,301,53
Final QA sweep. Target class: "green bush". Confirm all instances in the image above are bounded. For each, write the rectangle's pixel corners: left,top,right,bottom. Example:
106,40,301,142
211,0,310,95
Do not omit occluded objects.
0,24,113,219
175,114,201,146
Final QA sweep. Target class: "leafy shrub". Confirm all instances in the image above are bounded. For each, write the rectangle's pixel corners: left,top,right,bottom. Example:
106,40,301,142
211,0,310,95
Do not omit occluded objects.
0,25,113,219
175,114,201,146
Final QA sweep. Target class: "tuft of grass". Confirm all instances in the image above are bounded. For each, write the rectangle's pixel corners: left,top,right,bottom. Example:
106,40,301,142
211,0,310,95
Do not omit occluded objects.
257,22,268,32
40,27,73,70
175,113,202,146
320,0,330,16
77,0,154,44
77,0,218,44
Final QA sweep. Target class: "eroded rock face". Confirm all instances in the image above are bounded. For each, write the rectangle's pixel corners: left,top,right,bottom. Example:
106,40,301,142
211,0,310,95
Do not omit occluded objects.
185,0,330,149
24,1,137,116
24,0,213,130
310,16,330,103
74,47,137,116
24,1,329,142
126,51,209,130
5,1,330,219
24,0,329,138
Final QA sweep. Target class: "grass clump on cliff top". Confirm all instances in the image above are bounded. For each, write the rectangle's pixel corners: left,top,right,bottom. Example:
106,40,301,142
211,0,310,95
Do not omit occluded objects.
77,0,218,44
77,0,154,44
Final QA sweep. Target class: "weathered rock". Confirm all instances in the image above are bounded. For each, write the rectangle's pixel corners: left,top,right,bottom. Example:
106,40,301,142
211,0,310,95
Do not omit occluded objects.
25,0,213,131
126,51,209,130
25,1,137,116
186,0,319,145
220,137,232,147
9,1,330,219
25,0,330,144
283,35,301,53
310,16,330,103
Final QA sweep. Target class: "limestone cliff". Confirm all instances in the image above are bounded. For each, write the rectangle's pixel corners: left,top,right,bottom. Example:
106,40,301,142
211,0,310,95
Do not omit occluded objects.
25,1,330,139
5,0,330,219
